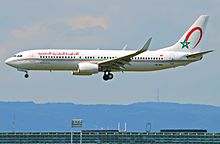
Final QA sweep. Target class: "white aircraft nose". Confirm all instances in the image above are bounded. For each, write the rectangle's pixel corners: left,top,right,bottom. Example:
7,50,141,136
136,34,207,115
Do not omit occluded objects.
5,58,13,66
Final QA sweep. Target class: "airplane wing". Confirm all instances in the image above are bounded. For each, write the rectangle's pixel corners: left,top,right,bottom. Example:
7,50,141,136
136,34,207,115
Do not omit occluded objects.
98,37,152,71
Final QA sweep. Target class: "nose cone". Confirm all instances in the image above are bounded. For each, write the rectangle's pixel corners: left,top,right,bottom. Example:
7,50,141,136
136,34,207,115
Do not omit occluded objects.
5,58,10,65
5,57,14,66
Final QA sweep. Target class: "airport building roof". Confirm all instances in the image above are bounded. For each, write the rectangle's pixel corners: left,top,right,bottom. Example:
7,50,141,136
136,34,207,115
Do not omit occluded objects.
0,130,220,143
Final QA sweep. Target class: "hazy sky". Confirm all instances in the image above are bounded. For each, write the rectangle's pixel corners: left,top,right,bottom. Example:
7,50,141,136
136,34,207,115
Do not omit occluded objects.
0,0,219,105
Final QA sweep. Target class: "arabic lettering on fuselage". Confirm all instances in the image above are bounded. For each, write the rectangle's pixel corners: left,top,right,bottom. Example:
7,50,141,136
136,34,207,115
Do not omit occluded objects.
38,51,79,56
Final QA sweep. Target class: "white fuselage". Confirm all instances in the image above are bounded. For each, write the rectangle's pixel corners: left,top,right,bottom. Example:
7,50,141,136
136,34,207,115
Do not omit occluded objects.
5,49,200,72
4,15,210,80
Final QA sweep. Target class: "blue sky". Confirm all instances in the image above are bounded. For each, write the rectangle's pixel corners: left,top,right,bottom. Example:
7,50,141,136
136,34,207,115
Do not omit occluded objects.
0,0,219,105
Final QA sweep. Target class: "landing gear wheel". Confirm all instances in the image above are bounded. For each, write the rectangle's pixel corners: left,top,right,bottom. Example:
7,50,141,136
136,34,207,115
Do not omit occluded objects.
103,74,109,81
24,73,29,78
108,73,113,80
103,72,114,81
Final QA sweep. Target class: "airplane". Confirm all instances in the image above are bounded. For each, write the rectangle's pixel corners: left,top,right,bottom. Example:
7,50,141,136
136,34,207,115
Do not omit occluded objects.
5,15,213,81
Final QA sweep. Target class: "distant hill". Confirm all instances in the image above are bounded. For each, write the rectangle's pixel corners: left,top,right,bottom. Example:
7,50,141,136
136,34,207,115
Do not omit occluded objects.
0,102,220,132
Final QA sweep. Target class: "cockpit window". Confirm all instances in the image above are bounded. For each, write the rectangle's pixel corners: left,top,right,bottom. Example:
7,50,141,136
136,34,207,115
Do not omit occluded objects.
16,55,23,57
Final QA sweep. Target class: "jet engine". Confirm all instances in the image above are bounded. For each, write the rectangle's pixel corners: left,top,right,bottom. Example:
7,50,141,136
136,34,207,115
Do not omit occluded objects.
72,63,99,75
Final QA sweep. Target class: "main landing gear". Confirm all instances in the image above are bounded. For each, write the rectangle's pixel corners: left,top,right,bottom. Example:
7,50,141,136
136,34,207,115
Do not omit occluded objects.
103,72,113,81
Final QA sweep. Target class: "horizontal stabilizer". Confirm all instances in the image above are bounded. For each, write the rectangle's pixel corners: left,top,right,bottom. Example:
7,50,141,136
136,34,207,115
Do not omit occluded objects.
186,50,213,58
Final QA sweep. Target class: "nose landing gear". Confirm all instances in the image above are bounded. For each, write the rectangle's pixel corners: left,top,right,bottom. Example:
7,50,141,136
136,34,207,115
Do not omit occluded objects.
24,73,29,78
103,72,113,81
18,69,29,78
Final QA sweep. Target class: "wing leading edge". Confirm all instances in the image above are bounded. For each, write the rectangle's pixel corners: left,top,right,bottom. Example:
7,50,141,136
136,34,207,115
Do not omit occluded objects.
98,37,152,71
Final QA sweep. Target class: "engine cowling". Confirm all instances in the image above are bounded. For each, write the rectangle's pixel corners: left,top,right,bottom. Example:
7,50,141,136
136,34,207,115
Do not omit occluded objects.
73,63,99,75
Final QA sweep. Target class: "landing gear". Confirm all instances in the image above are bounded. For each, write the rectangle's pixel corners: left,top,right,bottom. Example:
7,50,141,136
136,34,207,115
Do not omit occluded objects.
24,73,29,78
108,73,113,79
18,69,29,78
103,74,108,81
103,72,113,81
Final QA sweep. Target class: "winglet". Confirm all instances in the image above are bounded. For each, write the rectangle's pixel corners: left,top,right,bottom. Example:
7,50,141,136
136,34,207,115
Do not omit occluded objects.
139,37,152,53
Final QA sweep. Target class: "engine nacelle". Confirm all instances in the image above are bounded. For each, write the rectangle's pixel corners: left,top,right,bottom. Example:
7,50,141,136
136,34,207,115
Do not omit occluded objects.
73,63,99,75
